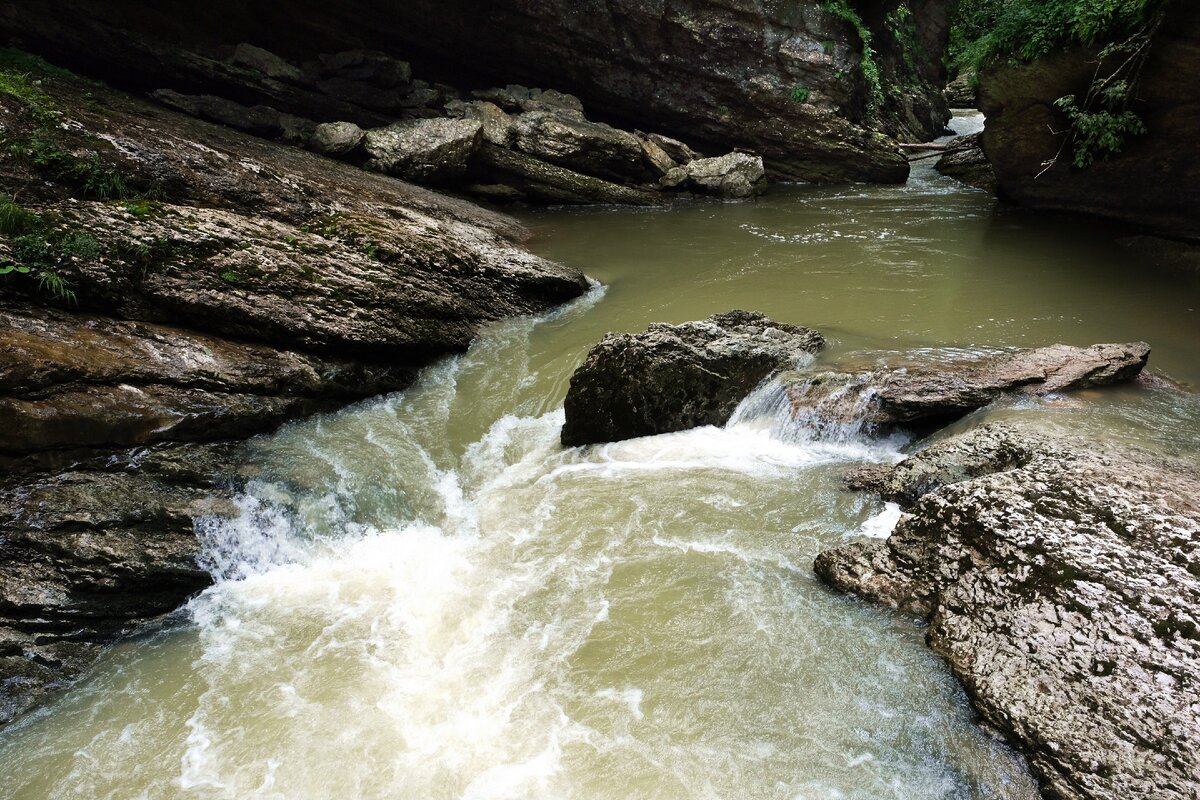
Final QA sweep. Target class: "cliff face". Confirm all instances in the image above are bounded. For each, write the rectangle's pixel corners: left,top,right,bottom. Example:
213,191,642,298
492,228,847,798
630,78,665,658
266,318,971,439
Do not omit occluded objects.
0,0,951,184
978,3,1200,239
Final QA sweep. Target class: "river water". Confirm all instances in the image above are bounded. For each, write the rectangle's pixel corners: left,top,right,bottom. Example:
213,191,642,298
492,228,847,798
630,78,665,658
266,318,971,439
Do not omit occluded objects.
2,113,1198,799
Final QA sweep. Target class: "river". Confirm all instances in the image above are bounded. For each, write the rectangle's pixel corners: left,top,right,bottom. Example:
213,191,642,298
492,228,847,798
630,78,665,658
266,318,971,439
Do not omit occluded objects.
1,113,1197,799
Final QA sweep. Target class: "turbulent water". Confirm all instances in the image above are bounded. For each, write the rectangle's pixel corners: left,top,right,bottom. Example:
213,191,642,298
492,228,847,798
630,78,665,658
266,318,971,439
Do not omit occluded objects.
2,112,1198,799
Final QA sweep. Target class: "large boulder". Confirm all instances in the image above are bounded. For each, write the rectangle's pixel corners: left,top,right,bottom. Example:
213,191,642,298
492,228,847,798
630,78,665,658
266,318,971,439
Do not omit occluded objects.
362,117,483,183
934,131,996,191
473,143,662,206
309,120,365,155
816,423,1200,800
561,311,825,446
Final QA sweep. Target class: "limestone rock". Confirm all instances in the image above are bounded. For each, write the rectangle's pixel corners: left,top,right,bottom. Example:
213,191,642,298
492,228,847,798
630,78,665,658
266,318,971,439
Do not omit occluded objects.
230,42,304,82
363,117,483,183
151,89,316,144
309,120,365,156
647,133,700,165
816,423,1200,800
683,152,767,198
944,71,977,108
638,135,678,177
462,100,517,147
561,311,825,446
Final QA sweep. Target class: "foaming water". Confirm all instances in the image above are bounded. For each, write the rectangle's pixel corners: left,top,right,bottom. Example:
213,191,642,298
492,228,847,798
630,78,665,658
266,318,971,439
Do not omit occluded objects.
4,112,1198,798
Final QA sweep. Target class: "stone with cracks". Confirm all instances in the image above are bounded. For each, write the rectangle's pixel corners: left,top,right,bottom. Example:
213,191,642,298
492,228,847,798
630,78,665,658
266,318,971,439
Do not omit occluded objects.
363,117,483,183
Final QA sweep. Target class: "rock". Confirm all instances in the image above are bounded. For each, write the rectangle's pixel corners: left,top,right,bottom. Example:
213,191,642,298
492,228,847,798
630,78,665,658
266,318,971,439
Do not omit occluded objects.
638,135,678,177
683,152,767,198
934,131,996,191
363,117,483,183
561,311,825,446
230,42,304,82
658,166,689,190
473,142,662,206
646,133,700,165
316,49,412,87
782,342,1150,431
0,0,951,183
944,71,977,107
978,3,1200,239
816,422,1200,800
461,100,516,147
150,89,317,143
512,110,650,183
309,120,365,156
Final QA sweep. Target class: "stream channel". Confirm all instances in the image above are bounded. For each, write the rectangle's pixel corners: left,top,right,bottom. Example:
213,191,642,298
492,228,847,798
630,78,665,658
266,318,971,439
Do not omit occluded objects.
2,112,1198,800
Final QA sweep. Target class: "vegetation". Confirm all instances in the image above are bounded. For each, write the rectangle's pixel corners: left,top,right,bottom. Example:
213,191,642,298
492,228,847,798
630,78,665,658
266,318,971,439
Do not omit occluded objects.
789,84,812,103
948,0,1171,169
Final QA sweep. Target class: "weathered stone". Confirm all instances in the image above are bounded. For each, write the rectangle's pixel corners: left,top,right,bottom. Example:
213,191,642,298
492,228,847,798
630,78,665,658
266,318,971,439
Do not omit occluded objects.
561,311,825,446
638,135,678,177
316,49,412,87
512,110,649,183
684,152,767,198
473,142,662,206
309,120,365,156
784,342,1150,430
934,131,996,191
363,117,483,182
462,100,517,147
817,422,1200,800
647,132,700,165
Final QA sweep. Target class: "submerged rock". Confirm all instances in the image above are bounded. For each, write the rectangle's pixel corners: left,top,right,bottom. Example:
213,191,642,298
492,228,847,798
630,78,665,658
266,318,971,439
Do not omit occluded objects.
816,423,1200,800
561,311,825,446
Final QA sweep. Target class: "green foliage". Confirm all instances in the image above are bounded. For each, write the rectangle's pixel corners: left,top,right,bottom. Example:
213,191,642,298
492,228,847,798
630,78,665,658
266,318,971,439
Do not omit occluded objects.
1054,92,1146,167
220,270,243,284
789,84,812,103
821,0,884,113
36,269,76,304
948,0,1169,71
0,194,40,236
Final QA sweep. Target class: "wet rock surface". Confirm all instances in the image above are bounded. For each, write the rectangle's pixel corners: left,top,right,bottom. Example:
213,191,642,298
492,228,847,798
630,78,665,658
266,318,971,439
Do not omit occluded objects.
561,311,825,447
783,342,1149,431
0,56,588,723
816,422,1200,800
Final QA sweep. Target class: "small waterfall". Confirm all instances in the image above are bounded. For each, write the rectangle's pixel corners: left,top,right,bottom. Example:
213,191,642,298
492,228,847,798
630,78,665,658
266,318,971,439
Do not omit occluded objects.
727,371,894,446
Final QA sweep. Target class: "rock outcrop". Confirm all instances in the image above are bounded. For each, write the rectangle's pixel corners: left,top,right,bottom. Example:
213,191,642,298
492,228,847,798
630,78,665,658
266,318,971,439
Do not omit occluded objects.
0,52,588,723
561,311,825,447
782,342,1149,431
816,423,1200,800
977,2,1200,239
0,0,955,185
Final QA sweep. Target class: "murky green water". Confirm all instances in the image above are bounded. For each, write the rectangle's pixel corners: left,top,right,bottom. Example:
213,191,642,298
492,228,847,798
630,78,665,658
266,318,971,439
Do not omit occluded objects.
1,114,1197,799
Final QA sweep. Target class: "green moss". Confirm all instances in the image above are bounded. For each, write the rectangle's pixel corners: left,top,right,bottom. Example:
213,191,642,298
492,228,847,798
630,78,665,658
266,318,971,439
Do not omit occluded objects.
821,0,884,114
0,194,40,236
789,84,812,103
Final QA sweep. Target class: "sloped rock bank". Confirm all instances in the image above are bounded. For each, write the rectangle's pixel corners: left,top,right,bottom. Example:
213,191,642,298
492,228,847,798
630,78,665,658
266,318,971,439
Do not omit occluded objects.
817,424,1200,800
978,3,1200,240
0,54,587,722
0,0,953,184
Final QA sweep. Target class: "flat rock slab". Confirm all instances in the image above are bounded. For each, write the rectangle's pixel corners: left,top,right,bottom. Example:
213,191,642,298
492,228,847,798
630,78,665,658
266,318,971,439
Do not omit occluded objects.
816,423,1200,800
561,311,824,446
783,342,1150,430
